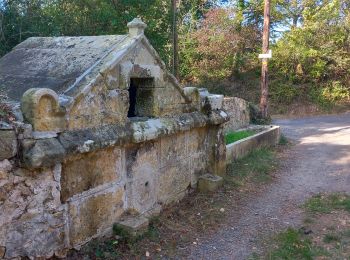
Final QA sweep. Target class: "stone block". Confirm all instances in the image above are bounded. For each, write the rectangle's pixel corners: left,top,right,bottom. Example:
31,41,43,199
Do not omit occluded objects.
4,211,66,259
223,96,250,133
187,128,209,154
160,132,187,167
158,161,191,204
198,174,223,192
67,79,128,130
126,142,159,213
115,215,149,237
0,159,12,174
206,94,224,110
61,147,123,202
0,130,17,160
32,131,57,139
22,138,65,168
68,186,124,246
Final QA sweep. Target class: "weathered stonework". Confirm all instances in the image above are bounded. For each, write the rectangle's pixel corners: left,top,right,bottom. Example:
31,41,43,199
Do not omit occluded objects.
0,18,232,259
0,129,17,160
68,185,125,246
21,88,66,132
0,164,66,259
223,97,250,133
61,147,123,202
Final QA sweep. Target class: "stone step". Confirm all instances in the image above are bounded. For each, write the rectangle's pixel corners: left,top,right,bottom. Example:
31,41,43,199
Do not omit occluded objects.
198,173,224,192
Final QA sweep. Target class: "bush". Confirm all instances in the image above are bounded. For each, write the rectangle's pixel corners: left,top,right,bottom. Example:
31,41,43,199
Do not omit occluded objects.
0,95,15,123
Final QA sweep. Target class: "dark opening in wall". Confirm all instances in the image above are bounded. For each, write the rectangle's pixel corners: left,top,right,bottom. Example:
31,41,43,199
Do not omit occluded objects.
128,79,137,117
128,78,155,118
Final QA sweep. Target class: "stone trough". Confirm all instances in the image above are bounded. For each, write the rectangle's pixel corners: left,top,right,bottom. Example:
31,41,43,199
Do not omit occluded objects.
226,125,281,163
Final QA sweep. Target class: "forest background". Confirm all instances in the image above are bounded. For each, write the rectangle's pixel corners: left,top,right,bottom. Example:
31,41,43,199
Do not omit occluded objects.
1,0,349,114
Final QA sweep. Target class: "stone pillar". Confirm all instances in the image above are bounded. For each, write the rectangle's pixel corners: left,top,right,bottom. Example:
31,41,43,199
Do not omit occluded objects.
211,125,227,177
127,18,147,37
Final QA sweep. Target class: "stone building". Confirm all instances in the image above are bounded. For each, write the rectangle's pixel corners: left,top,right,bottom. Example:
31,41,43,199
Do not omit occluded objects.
0,19,229,258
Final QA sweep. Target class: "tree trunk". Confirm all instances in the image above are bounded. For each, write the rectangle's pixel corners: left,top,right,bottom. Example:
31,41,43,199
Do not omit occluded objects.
260,0,271,119
172,0,179,80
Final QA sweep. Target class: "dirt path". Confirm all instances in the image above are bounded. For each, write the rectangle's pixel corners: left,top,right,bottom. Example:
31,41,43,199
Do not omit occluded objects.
181,113,350,260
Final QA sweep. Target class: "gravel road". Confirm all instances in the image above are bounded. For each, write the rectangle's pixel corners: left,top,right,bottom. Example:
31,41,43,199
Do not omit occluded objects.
182,113,350,260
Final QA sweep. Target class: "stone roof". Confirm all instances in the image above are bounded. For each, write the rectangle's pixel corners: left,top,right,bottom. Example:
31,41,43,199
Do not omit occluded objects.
0,35,128,102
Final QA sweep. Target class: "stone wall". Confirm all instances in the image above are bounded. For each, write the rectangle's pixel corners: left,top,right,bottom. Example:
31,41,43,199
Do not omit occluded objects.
223,97,250,133
0,112,226,259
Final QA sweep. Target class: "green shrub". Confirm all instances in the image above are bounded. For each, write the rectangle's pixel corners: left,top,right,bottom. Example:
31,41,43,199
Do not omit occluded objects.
267,228,317,259
270,81,300,105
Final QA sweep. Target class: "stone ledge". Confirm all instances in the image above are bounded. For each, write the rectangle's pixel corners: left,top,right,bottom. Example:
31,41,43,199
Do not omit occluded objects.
21,111,229,169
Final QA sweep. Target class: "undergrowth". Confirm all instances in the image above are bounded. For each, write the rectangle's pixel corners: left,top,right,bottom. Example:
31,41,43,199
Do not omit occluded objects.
263,193,350,259
226,147,278,185
266,228,322,260
303,193,350,214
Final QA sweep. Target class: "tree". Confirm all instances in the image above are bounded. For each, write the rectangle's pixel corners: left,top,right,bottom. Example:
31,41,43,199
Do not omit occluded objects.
260,0,271,119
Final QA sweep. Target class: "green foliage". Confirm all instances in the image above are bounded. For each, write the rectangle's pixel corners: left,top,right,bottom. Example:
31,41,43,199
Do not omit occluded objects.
303,193,350,214
323,233,340,243
225,129,255,144
279,134,289,145
266,228,317,259
179,7,260,83
269,0,350,107
0,94,14,123
269,81,299,105
248,103,272,124
1,0,349,111
0,0,169,65
227,148,277,184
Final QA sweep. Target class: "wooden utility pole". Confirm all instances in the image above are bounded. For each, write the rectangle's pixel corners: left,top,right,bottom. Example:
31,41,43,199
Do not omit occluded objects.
171,0,179,79
260,0,271,119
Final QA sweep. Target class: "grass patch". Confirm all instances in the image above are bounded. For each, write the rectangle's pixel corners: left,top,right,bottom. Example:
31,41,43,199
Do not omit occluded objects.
303,193,350,214
266,228,320,260
226,148,278,184
263,194,350,259
279,134,289,145
323,233,340,243
225,129,256,144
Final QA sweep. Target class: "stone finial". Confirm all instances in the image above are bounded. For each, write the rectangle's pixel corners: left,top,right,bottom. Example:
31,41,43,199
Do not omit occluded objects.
21,88,66,132
127,18,147,37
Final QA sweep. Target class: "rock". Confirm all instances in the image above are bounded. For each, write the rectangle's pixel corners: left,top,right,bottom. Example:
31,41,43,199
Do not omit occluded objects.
22,138,65,168
0,121,12,130
197,174,224,192
0,246,5,258
32,131,58,139
12,122,33,139
0,159,12,173
0,130,17,160
206,94,224,110
115,215,149,237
